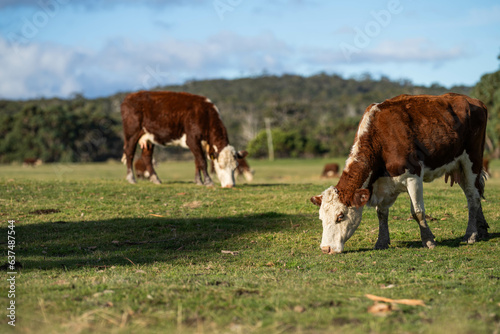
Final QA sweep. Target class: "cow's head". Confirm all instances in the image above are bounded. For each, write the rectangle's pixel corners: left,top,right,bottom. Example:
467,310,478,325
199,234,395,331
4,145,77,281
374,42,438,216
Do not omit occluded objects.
310,186,369,254
212,146,247,188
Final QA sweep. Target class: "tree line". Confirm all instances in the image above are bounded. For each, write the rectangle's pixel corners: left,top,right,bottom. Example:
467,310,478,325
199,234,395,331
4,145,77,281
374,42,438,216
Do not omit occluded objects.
1,70,499,164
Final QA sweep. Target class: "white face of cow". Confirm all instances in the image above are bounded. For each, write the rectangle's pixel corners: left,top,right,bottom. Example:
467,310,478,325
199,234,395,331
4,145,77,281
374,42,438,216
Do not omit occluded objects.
213,146,238,188
311,186,369,254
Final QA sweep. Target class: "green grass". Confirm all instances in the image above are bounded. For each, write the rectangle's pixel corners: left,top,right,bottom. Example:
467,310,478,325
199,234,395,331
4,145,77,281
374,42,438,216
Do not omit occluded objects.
1,158,499,333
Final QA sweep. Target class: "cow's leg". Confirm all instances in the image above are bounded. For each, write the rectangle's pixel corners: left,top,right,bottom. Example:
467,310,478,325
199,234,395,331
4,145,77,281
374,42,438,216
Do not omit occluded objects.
141,142,161,185
201,159,214,186
407,175,436,249
189,142,214,186
458,167,486,244
374,195,398,250
123,133,143,184
476,201,489,240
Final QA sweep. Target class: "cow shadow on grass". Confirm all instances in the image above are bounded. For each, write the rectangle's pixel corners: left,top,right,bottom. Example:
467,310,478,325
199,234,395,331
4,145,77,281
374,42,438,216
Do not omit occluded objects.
2,212,307,271
242,183,292,187
373,232,500,250
136,180,194,185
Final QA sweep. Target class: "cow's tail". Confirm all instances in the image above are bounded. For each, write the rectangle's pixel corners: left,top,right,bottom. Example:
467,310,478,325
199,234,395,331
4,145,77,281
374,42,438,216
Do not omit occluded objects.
121,153,127,165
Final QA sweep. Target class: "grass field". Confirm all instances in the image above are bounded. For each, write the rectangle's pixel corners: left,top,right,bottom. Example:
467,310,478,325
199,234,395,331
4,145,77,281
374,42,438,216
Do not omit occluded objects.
1,158,499,334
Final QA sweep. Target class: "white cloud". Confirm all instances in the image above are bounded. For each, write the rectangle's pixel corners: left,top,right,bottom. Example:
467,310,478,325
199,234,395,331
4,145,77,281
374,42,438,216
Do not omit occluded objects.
306,38,467,65
0,38,82,98
0,31,293,99
357,38,466,63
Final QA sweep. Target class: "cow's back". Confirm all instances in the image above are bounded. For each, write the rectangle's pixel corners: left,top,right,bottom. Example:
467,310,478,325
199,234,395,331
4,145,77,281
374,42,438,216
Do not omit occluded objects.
122,90,211,123
121,91,223,144
369,93,487,174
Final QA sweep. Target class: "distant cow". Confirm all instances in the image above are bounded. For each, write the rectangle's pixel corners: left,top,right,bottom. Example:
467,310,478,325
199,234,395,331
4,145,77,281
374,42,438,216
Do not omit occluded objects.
121,91,246,187
210,152,254,182
311,93,488,254
483,158,490,176
23,158,42,167
235,154,254,182
321,163,340,178
134,155,157,180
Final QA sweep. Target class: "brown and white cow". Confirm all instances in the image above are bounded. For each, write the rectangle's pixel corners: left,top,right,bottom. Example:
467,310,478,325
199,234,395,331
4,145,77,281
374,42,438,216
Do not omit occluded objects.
134,154,157,180
235,154,255,182
23,158,42,167
121,91,246,187
311,93,489,254
321,163,340,178
483,158,490,176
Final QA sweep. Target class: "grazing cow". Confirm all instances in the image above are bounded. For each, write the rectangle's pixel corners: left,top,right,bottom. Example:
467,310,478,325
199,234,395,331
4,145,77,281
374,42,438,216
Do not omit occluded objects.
483,158,490,176
235,154,255,182
23,158,42,167
311,93,488,254
210,152,254,182
121,91,246,187
321,163,340,178
134,154,157,180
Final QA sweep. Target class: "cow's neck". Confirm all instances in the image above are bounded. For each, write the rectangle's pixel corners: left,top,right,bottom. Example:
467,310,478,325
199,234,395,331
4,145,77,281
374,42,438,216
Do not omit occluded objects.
208,124,230,153
336,149,377,206
214,139,229,152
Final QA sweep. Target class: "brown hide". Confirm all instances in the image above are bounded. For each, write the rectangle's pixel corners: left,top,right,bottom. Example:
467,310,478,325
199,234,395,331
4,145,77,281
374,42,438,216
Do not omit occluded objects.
336,93,487,207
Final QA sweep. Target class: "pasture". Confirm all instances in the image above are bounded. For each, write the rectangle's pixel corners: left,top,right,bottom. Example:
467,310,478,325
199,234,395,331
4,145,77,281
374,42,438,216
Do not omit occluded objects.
1,159,499,333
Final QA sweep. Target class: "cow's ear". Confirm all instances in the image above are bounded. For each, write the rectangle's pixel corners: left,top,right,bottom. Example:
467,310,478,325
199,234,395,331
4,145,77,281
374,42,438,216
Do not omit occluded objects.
236,150,248,159
352,189,370,208
310,195,323,207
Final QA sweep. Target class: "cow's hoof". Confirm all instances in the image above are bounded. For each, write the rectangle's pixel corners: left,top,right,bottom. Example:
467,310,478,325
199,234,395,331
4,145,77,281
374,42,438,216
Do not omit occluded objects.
126,174,137,184
149,174,162,185
423,239,436,249
462,233,477,244
204,181,215,187
321,246,341,254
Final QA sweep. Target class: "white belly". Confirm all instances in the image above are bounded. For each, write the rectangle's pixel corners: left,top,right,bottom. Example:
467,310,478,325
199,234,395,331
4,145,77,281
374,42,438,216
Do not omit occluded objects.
139,130,188,149
368,150,472,207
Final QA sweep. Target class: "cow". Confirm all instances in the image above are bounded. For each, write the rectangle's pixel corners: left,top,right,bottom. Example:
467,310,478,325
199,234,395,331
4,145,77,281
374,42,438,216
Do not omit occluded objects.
311,93,489,254
134,154,157,180
23,158,42,167
210,152,254,182
321,163,340,178
121,91,246,188
235,154,254,182
483,158,490,176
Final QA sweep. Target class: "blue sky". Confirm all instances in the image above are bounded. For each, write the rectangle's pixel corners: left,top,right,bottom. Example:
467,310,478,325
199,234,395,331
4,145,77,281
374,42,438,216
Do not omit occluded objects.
0,0,499,99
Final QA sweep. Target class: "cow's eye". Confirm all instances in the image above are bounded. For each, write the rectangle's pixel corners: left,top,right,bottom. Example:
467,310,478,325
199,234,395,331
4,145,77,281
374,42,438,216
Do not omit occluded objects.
336,213,344,223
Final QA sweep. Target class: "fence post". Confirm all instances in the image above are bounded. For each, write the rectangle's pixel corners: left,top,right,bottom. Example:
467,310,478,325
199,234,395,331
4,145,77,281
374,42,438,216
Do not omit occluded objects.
264,117,274,161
